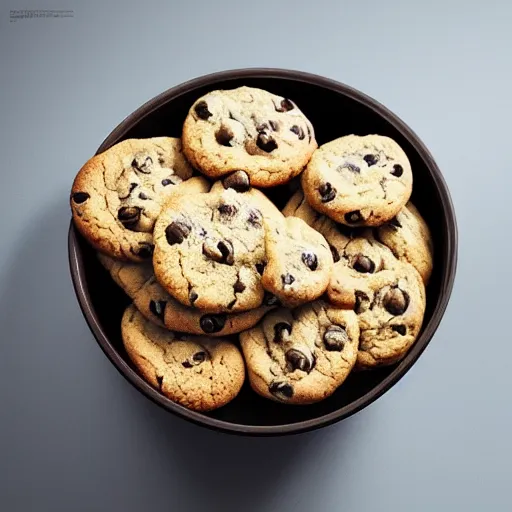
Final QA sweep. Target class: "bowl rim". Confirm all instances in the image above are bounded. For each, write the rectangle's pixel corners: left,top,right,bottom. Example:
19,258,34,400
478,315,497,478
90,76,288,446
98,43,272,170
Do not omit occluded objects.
68,67,458,437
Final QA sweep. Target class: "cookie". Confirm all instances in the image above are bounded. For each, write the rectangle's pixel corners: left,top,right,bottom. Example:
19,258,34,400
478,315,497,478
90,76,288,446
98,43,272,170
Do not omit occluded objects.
181,86,317,188
98,253,273,336
121,305,245,412
375,202,433,284
260,216,334,308
240,301,359,404
153,186,278,313
70,137,206,262
328,255,426,369
301,134,413,227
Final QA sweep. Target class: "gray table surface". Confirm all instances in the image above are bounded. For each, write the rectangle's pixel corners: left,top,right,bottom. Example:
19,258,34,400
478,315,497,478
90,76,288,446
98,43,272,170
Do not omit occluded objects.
1,0,510,510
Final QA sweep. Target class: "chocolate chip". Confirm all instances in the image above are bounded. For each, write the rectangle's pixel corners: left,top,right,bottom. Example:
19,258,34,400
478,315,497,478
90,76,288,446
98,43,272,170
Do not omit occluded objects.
329,245,340,262
269,381,294,400
149,300,167,321
248,209,262,227
286,349,314,372
275,98,294,112
200,314,226,333
319,183,336,203
132,155,153,174
202,239,234,265
221,244,233,262
274,322,291,342
392,324,407,336
352,254,375,273
234,279,246,293
189,290,198,305
344,210,363,224
218,204,238,218
269,120,279,131
290,125,305,140
323,325,348,351
263,291,281,307
194,351,206,362
165,220,191,245
364,154,379,166
182,351,207,369
118,206,141,229
384,287,410,315
138,192,149,200
222,170,250,192
282,274,295,286
391,164,403,177
301,251,318,270
257,132,278,152
340,162,360,173
194,100,212,120
307,124,312,142
132,242,154,259
256,262,266,275
72,192,89,204
216,127,234,146
161,178,175,187
354,291,370,314
256,123,269,133
227,299,237,309
129,183,138,193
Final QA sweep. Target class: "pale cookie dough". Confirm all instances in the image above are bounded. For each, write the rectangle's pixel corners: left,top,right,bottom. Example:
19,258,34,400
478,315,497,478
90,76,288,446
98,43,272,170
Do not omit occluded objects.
240,301,359,405
97,253,273,336
301,134,413,227
121,305,245,412
71,136,206,261
182,86,317,187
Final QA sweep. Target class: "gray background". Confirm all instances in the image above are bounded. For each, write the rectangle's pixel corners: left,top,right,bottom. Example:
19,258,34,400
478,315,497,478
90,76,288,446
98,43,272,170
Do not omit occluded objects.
0,0,510,510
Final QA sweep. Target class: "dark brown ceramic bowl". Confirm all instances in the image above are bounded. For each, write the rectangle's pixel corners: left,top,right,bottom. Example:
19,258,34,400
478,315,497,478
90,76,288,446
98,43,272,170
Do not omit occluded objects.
68,68,457,436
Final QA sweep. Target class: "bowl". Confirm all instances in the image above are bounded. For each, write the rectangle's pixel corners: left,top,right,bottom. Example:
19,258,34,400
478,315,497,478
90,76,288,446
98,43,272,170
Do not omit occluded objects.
68,68,458,436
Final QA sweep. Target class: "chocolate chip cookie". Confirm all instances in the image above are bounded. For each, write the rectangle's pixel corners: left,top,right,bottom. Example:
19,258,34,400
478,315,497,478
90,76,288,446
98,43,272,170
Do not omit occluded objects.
153,186,276,313
71,137,205,262
182,86,317,188
339,261,425,369
301,134,413,227
375,202,433,284
240,301,360,404
260,216,334,308
98,253,273,336
121,305,245,411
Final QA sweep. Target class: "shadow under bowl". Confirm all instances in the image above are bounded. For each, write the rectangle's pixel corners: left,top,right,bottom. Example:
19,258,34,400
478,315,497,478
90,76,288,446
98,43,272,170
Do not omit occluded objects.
68,68,458,436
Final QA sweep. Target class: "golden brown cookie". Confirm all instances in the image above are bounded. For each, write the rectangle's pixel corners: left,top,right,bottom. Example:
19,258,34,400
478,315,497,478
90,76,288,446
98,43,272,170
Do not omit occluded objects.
121,305,245,412
70,137,207,261
182,86,317,187
240,301,359,405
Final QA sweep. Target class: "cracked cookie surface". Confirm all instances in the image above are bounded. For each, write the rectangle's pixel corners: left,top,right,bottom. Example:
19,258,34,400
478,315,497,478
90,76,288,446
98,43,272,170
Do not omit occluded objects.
261,216,334,308
153,186,279,313
375,202,434,284
240,301,359,404
71,137,202,262
98,253,273,336
182,86,317,187
121,305,245,412
301,134,413,226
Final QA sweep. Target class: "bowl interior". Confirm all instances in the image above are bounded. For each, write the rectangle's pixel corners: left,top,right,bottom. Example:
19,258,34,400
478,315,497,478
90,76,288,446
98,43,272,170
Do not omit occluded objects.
74,73,451,430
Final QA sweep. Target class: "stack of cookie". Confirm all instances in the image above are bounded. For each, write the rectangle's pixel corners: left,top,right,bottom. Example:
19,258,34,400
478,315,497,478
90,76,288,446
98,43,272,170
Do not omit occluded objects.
70,86,433,411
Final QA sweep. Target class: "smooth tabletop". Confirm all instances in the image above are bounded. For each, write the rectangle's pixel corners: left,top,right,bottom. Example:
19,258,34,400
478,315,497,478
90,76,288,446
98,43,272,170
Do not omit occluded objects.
1,1,510,510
